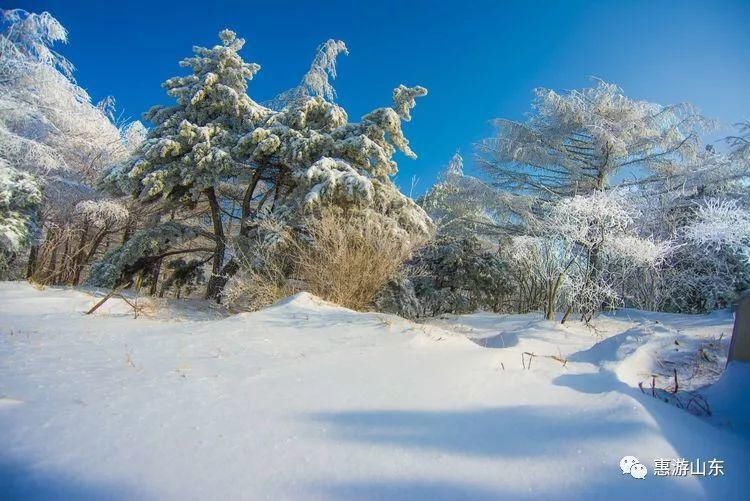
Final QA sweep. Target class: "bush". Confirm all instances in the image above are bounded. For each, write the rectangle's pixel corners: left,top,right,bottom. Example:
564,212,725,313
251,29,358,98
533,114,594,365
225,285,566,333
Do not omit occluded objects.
224,210,420,311
375,235,514,318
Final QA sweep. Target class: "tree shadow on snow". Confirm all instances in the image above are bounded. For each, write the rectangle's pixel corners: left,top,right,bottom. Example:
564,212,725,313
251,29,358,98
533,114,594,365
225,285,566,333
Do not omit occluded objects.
554,358,750,498
307,405,641,459
465,330,520,349
318,479,514,500
305,405,700,499
0,456,140,501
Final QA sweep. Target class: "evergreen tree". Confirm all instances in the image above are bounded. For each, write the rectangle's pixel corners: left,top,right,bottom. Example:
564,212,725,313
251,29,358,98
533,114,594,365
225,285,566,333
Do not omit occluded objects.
100,30,433,300
109,30,269,298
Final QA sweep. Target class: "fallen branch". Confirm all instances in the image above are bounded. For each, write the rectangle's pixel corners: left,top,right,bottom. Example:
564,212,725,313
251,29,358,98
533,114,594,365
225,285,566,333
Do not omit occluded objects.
522,351,568,369
85,282,132,315
85,281,145,319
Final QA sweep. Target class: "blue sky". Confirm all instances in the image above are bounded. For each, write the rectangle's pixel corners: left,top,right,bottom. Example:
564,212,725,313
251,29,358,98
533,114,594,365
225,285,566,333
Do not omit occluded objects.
21,0,750,194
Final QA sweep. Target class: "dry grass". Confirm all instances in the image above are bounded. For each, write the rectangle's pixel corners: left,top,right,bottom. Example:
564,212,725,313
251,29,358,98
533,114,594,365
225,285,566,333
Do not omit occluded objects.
225,211,420,312
291,211,416,311
223,241,301,312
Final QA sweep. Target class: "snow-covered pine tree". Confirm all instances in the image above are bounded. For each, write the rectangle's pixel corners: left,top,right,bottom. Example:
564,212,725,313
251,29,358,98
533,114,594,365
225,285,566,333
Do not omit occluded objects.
227,67,434,304
419,152,523,242
0,164,42,276
108,29,270,298
100,30,432,302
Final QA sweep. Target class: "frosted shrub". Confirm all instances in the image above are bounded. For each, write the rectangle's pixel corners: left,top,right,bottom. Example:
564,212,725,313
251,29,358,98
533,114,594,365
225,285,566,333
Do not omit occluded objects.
0,164,41,276
655,197,750,313
499,190,670,321
376,235,513,318
661,242,749,313
683,198,750,253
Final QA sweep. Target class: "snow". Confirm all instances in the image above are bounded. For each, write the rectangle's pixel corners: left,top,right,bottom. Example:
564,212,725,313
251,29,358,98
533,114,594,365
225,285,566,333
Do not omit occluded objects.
1,281,748,500
702,362,750,428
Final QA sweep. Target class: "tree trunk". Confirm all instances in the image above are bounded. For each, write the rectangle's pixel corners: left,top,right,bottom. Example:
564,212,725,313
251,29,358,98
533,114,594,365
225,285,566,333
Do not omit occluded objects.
545,279,555,320
561,305,573,324
54,233,71,285
46,232,58,284
149,258,162,296
204,187,226,301
545,274,564,321
240,167,264,236
26,245,38,279
122,215,134,245
72,222,90,286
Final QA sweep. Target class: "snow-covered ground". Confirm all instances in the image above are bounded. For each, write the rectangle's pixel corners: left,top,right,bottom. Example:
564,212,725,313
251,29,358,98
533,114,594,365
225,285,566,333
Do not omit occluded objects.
1,281,748,500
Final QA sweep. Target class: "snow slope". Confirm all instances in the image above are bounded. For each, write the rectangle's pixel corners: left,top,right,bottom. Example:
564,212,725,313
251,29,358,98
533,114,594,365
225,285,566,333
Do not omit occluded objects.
0,282,748,500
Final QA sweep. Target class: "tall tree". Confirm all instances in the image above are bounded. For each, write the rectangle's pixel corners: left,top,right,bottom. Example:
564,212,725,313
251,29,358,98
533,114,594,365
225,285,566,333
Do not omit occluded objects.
476,79,708,200
111,30,269,299
0,9,142,281
103,30,432,301
419,152,523,241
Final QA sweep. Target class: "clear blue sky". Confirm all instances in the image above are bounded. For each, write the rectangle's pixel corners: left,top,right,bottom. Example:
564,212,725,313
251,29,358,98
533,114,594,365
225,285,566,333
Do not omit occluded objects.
20,0,750,194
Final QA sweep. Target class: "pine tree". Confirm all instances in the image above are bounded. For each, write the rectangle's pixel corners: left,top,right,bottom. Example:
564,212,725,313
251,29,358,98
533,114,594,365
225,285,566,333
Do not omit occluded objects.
110,30,269,299
101,30,433,300
0,164,42,275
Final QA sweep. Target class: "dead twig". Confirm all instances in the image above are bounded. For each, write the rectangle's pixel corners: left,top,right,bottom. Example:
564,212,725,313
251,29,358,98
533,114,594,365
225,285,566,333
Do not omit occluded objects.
523,351,534,370
522,351,568,369
85,282,131,315
85,281,145,319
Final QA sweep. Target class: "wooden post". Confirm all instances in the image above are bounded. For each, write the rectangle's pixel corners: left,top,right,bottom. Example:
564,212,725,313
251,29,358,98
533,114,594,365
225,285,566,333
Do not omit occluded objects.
728,291,750,365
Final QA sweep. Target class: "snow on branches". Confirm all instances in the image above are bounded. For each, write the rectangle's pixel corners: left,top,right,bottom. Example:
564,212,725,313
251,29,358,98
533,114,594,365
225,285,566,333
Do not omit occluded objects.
86,222,199,289
0,8,147,282
477,79,709,198
502,189,670,321
98,28,432,300
73,199,130,228
0,164,41,257
684,198,750,253
419,153,511,241
265,40,348,110
297,157,374,207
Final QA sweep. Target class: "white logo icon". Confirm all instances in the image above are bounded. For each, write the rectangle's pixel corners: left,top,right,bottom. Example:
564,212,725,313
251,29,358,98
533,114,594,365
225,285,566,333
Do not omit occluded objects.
620,456,647,479
630,462,648,479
